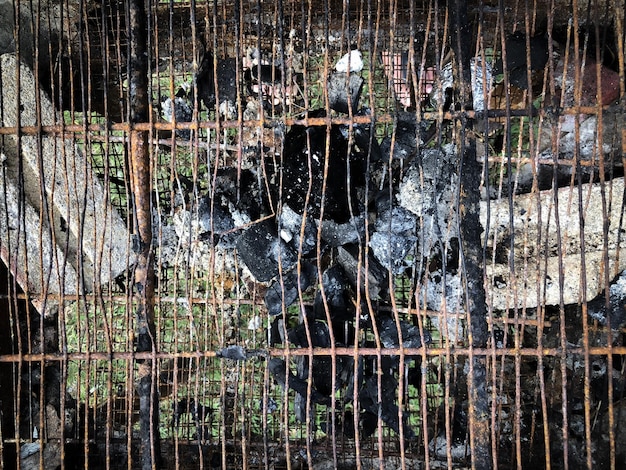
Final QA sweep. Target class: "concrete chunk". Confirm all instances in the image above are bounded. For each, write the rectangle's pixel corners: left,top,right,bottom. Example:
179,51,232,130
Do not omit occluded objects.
482,177,626,309
0,53,133,308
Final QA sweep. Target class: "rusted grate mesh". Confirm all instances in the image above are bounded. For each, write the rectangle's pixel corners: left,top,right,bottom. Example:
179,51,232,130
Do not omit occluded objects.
0,0,625,469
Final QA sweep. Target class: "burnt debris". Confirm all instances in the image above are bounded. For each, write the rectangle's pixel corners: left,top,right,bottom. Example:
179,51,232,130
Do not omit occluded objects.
494,31,549,90
196,50,239,114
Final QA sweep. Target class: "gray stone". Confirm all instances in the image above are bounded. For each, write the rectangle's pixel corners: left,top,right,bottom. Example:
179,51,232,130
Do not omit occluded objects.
481,177,626,309
0,54,134,313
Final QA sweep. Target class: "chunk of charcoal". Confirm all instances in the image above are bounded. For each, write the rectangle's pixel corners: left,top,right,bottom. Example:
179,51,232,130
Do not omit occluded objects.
360,372,415,439
268,358,331,405
354,109,382,161
198,196,235,236
311,354,354,400
430,432,469,462
340,108,382,162
277,205,317,256
216,345,248,361
375,205,417,234
336,244,388,300
494,32,549,90
423,270,465,343
432,58,494,111
288,321,355,398
328,72,363,114
268,317,286,346
160,93,193,139
287,320,332,348
370,204,418,274
172,398,213,428
380,117,419,161
369,232,417,275
378,316,431,349
196,50,239,110
314,264,351,321
247,63,282,84
398,145,460,252
264,262,317,315
319,215,366,247
236,220,297,282
587,268,626,329
212,168,270,224
278,111,361,223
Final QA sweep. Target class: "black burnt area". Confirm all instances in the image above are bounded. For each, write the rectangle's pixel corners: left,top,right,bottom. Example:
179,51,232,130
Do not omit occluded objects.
551,22,623,71
274,109,369,224
494,30,550,90
195,50,240,110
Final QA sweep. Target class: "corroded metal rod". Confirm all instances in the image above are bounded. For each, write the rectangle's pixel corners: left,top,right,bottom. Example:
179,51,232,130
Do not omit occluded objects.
127,0,160,467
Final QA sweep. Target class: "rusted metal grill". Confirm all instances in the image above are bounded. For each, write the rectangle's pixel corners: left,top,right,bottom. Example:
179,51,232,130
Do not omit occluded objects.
0,0,624,469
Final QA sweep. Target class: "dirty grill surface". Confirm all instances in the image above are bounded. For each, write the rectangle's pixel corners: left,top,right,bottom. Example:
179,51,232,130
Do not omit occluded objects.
0,0,625,469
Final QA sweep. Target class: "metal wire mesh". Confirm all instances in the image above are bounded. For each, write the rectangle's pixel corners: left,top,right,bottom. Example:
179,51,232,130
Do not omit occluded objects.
0,0,625,469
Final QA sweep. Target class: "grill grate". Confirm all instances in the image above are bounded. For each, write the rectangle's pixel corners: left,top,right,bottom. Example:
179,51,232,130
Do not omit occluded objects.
0,0,625,469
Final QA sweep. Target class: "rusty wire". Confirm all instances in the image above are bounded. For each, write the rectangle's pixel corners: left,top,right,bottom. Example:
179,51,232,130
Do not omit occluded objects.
0,0,625,469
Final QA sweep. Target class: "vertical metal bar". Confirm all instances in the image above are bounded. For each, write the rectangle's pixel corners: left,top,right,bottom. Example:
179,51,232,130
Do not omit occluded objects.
447,1,491,469
127,0,160,468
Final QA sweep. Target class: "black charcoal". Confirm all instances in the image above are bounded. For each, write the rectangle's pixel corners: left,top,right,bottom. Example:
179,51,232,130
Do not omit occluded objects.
236,220,297,282
198,196,235,236
247,63,282,84
360,372,415,439
327,72,363,114
314,265,351,321
277,205,317,256
279,111,358,223
380,116,420,161
287,320,355,398
268,317,286,346
340,108,382,162
320,215,365,247
287,320,332,348
336,244,388,300
264,262,317,315
268,358,331,406
196,51,239,111
494,31,549,90
378,315,431,349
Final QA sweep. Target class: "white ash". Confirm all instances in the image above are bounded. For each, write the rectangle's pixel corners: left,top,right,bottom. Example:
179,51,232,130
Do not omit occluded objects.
420,270,465,344
369,206,418,275
162,209,239,286
277,204,316,255
398,144,460,254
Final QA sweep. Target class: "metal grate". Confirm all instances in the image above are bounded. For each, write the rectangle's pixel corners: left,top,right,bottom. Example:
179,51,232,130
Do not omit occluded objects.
0,0,625,469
